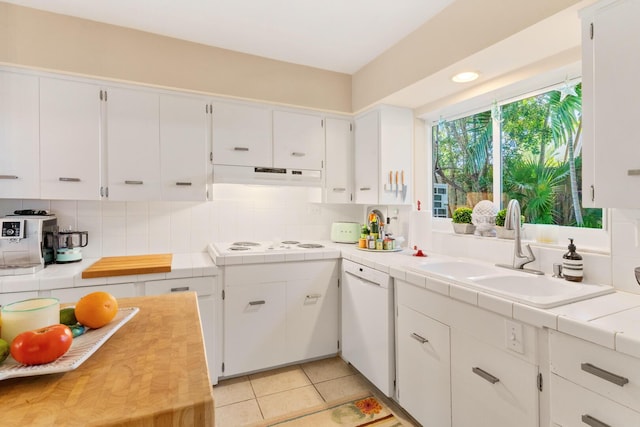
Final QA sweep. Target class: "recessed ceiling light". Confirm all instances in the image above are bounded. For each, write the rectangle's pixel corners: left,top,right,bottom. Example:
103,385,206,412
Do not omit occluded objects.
452,71,479,83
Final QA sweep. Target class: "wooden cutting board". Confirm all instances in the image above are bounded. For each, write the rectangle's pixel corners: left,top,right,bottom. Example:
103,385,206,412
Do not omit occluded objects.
82,253,172,278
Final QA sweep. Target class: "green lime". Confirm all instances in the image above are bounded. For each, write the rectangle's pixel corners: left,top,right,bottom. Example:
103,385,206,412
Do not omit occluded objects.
60,307,77,326
0,338,9,363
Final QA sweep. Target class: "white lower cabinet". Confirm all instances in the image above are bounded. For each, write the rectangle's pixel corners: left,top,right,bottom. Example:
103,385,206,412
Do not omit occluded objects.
395,280,540,427
551,375,640,427
222,260,339,377
224,280,287,376
549,330,640,426
451,328,539,427
48,283,138,302
144,276,217,384
396,304,451,427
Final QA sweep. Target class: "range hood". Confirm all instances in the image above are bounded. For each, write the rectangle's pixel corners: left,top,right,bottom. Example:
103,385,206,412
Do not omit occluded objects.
213,165,323,187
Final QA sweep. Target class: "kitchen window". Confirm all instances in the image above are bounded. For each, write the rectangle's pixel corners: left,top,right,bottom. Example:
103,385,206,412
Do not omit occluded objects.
432,81,603,230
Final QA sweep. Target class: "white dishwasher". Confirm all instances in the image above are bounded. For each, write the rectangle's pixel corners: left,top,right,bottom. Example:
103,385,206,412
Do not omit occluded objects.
341,259,395,397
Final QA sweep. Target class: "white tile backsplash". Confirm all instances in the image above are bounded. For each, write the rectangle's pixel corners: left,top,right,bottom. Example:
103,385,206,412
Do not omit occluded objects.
0,186,363,258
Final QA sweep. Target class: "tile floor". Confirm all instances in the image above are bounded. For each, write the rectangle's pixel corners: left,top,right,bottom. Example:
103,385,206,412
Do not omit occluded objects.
212,356,418,426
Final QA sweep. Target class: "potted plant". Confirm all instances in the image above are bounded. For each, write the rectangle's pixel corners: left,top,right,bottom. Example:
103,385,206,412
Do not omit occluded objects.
494,208,524,239
452,207,475,234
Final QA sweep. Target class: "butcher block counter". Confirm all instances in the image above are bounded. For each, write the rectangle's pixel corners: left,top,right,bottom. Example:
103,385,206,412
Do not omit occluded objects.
0,293,215,426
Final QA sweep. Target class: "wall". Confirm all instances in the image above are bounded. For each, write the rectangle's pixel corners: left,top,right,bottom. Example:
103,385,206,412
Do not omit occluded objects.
0,186,364,258
351,0,583,112
0,2,351,113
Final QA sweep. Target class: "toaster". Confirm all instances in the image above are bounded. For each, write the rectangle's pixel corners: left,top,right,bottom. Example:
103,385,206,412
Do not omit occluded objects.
330,222,360,243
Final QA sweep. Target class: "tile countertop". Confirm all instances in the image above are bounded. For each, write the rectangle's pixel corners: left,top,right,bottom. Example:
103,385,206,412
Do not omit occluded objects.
0,253,218,294
337,243,640,360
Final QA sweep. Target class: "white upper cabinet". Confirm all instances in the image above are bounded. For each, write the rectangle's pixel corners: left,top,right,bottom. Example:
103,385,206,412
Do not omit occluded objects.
324,118,353,203
160,94,210,201
211,101,272,167
0,71,40,199
581,0,640,208
105,87,161,201
354,105,413,205
40,77,102,200
273,110,324,170
354,110,380,204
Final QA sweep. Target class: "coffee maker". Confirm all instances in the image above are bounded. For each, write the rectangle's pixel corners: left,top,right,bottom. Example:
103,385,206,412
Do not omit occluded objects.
0,214,57,275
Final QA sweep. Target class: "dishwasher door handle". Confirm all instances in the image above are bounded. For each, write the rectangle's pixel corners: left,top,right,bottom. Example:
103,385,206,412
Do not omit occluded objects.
346,271,382,287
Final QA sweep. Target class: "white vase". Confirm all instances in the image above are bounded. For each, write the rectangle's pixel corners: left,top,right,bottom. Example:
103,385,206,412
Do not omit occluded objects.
452,223,475,234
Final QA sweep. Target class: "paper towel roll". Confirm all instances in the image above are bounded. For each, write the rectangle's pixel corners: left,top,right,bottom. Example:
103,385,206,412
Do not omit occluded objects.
409,211,430,250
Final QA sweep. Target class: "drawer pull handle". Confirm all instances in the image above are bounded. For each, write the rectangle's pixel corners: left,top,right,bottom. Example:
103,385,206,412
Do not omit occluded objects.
59,177,81,182
0,175,18,179
234,147,249,151
332,188,346,192
472,367,500,384
170,286,190,292
291,152,306,157
359,187,371,191
249,300,266,306
306,294,322,299
176,182,192,186
410,333,428,344
581,363,629,387
125,180,144,185
581,414,611,427
627,169,640,176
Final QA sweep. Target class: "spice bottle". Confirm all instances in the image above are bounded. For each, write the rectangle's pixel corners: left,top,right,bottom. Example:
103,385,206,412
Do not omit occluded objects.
562,238,583,282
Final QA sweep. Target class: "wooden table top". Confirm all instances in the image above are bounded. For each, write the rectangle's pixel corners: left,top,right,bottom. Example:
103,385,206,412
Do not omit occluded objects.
0,293,214,426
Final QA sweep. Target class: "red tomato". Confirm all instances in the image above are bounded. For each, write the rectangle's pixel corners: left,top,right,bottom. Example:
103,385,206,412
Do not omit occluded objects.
10,324,73,365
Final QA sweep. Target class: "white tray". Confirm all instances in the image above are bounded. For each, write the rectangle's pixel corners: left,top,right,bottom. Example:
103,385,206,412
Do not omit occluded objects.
356,247,403,253
0,307,139,381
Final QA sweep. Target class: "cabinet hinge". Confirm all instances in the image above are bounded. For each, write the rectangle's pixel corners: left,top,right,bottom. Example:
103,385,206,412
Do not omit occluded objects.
537,373,543,392
590,22,594,40
221,362,225,373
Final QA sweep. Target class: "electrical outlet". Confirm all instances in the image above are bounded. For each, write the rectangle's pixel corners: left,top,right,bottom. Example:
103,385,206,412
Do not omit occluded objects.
505,320,524,354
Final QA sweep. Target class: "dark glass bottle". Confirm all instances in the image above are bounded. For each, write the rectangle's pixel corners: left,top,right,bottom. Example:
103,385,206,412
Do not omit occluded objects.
562,238,583,282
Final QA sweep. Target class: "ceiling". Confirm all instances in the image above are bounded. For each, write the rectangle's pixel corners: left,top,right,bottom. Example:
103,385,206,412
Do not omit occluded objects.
2,0,454,74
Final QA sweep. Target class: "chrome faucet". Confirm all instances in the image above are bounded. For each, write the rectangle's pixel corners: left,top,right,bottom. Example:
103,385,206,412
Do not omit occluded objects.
497,199,544,275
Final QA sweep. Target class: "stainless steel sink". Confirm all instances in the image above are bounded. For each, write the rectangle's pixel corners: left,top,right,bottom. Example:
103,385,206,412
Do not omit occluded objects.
468,274,613,308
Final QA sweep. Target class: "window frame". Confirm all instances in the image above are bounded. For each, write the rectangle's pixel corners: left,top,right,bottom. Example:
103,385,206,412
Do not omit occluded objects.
423,77,610,253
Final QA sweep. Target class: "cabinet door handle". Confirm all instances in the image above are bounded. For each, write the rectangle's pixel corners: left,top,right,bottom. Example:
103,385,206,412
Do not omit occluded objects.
627,169,640,176
170,286,190,292
125,180,144,185
306,294,322,299
581,363,629,387
359,187,371,191
249,300,266,306
175,182,192,186
332,188,346,192
0,175,18,179
590,185,595,202
59,177,81,182
472,367,500,384
581,414,611,427
410,333,428,344
291,152,306,157
233,147,249,151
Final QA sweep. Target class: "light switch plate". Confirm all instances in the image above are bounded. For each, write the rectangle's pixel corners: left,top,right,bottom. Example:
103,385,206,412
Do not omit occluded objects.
505,319,524,353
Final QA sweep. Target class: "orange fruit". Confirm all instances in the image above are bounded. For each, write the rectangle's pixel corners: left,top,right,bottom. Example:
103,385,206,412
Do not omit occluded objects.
74,291,118,329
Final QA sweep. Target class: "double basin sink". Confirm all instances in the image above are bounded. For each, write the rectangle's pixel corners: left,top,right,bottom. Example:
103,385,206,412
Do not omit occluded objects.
407,259,613,308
